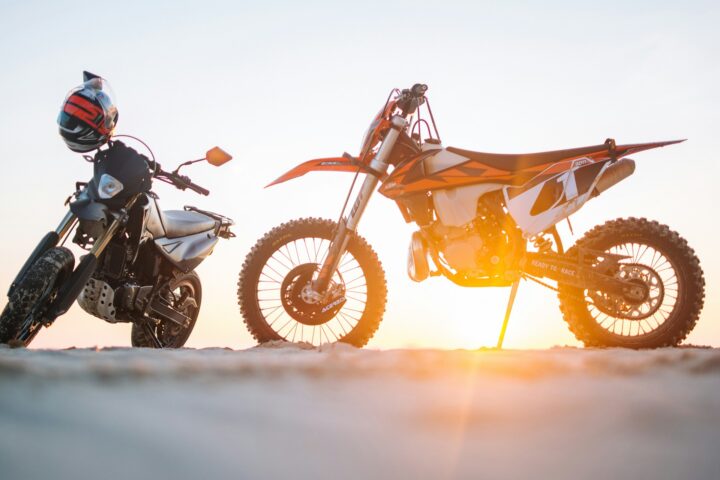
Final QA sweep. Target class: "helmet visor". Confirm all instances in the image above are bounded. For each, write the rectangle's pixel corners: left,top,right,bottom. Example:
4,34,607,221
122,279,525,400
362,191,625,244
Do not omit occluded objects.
65,77,118,131
87,78,118,130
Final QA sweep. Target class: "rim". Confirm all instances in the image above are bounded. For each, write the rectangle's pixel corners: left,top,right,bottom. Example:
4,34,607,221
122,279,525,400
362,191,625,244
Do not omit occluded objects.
255,237,368,346
586,242,680,338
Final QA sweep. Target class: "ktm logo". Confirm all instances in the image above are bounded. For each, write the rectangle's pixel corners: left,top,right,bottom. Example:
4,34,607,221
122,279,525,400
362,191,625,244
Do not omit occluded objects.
573,157,593,168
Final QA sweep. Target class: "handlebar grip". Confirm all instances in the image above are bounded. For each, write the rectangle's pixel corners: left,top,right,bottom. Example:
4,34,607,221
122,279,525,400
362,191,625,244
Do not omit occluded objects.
411,83,428,96
156,170,210,195
397,83,428,116
177,174,210,196
190,184,210,196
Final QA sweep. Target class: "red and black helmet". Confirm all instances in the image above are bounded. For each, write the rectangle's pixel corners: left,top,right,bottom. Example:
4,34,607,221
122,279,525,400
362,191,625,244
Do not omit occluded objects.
57,71,118,153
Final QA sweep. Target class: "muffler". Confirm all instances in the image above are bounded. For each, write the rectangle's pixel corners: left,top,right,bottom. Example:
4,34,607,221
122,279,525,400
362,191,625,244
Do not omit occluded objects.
594,158,635,194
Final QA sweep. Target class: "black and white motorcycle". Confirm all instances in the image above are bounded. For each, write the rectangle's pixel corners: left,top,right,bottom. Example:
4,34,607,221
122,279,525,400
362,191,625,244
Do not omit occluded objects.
0,140,234,347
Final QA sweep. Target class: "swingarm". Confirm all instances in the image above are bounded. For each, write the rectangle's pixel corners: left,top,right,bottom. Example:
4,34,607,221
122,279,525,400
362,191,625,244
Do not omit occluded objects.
522,249,647,301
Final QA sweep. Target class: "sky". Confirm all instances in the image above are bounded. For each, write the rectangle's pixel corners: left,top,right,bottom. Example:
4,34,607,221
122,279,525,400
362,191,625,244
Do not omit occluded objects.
0,0,718,349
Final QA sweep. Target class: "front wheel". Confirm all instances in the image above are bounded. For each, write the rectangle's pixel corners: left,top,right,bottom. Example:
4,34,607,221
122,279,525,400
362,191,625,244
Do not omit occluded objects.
238,218,387,347
558,217,705,348
0,247,75,346
131,272,202,348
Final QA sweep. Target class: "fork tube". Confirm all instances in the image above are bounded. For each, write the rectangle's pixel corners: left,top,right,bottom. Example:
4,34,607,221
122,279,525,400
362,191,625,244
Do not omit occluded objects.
346,174,382,231
55,210,77,239
314,116,406,293
89,194,142,257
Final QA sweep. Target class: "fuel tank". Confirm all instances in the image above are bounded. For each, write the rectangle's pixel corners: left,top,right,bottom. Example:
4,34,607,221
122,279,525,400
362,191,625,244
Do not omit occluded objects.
424,149,504,227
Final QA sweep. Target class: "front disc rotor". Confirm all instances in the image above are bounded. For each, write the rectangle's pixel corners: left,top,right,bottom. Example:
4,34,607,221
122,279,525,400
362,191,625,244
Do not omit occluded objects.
280,264,346,326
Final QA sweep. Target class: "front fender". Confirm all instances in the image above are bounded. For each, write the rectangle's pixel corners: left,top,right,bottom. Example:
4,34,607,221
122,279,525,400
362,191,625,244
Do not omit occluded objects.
266,157,361,187
68,187,110,223
70,198,109,222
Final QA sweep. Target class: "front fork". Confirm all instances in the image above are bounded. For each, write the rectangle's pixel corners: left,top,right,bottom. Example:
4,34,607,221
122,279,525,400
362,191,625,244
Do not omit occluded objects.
313,116,406,294
44,194,141,322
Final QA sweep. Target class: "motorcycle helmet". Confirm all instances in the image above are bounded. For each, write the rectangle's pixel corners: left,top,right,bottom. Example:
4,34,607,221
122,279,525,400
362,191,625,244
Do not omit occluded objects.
58,71,118,153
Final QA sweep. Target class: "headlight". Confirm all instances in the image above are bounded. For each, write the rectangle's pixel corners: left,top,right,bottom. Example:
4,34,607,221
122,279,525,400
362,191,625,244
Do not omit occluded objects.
98,173,124,199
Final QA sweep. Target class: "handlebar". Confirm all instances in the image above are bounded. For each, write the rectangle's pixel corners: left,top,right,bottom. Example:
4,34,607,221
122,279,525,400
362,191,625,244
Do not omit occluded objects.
410,83,428,97
397,83,428,116
154,166,210,196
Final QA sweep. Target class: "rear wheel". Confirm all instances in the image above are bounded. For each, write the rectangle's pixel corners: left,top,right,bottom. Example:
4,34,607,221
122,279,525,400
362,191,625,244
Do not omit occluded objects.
0,247,75,346
558,217,705,348
238,218,387,347
131,272,202,348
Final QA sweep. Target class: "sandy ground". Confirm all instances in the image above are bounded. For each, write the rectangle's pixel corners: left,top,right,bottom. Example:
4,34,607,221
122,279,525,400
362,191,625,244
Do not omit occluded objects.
1,344,719,480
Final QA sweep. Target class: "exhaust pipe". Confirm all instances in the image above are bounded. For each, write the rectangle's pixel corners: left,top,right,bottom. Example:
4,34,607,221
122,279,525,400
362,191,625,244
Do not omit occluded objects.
594,158,635,195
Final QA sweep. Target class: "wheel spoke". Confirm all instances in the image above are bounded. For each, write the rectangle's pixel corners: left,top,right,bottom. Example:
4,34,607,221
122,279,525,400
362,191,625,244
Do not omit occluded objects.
275,247,296,269
293,240,303,265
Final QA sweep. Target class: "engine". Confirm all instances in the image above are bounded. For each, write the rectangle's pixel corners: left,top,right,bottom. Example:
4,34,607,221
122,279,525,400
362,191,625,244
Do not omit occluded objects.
428,202,510,276
77,237,159,323
434,226,487,272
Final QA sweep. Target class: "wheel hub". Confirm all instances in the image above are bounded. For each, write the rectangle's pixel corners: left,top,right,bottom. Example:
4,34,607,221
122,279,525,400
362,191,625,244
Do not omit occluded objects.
591,263,664,320
280,264,346,326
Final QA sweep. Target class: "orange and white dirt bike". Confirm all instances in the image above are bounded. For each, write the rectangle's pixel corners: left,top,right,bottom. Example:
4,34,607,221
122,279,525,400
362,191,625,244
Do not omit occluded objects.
238,84,705,349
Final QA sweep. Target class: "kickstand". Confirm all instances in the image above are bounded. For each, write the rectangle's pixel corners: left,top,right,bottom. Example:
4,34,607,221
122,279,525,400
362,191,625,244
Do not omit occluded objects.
496,279,520,349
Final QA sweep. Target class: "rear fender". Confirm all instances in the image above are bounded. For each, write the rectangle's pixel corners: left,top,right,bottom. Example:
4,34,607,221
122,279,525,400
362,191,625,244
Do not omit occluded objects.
266,156,361,187
610,139,685,158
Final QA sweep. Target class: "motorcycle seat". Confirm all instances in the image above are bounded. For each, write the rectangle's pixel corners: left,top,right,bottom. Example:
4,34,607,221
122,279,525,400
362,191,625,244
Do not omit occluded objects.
446,144,608,172
161,210,218,238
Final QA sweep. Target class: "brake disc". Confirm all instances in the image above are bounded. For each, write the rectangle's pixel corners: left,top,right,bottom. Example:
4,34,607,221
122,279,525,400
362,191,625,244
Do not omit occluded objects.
280,264,346,326
590,263,664,320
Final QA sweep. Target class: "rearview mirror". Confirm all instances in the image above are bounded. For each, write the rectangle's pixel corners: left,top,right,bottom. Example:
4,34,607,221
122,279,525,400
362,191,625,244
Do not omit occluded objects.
206,147,233,166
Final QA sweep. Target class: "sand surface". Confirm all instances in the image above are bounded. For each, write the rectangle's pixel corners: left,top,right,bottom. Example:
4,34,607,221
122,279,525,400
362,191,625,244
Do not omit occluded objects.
1,343,719,480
